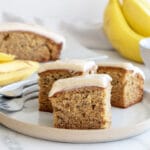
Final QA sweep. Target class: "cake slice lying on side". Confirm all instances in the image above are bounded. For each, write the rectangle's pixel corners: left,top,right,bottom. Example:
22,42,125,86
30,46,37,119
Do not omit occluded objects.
49,74,112,129
0,22,65,62
38,59,97,112
97,62,145,108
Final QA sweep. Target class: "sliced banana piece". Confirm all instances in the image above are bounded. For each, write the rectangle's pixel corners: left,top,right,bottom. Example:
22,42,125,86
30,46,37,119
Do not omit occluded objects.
0,60,39,86
0,52,15,62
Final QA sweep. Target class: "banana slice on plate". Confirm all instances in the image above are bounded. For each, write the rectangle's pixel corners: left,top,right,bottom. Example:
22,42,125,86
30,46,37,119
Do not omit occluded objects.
0,52,15,62
0,60,39,86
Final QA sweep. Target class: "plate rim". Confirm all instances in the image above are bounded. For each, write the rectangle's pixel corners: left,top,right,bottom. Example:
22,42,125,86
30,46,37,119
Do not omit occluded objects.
1,108,150,143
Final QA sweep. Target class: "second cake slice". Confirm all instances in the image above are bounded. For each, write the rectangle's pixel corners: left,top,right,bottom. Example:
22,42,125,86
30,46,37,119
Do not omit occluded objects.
38,59,97,112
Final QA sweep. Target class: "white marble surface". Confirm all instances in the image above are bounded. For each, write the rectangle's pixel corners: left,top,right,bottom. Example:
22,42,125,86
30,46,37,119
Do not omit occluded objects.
0,124,150,150
1,50,150,149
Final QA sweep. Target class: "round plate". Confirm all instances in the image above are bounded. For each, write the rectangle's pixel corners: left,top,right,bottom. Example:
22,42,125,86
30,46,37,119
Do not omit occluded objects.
0,90,150,143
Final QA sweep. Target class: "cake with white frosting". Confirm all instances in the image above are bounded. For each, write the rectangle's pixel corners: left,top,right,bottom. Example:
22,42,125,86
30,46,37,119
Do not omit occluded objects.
38,59,97,112
0,22,65,62
49,74,112,129
97,62,145,108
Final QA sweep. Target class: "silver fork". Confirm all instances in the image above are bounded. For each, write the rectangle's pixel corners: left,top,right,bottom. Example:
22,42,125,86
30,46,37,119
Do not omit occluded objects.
0,85,39,112
0,78,38,98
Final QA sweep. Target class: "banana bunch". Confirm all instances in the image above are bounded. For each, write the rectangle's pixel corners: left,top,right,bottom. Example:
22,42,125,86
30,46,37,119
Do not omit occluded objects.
0,52,39,86
103,0,150,63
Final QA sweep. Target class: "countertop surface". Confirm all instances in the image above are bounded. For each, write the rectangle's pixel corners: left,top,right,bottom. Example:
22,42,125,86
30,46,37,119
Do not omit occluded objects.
0,124,150,150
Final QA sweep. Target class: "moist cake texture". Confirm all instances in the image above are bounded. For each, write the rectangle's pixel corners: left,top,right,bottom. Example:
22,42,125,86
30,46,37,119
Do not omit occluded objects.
0,23,65,62
49,74,112,129
38,59,97,112
97,62,144,108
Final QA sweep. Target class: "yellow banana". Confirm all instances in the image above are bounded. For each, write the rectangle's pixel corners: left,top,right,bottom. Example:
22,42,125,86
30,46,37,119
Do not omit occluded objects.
122,0,150,36
0,52,15,62
0,60,39,86
103,0,144,63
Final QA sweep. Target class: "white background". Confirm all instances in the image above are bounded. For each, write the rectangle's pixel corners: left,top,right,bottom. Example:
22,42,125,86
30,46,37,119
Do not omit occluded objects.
0,0,108,22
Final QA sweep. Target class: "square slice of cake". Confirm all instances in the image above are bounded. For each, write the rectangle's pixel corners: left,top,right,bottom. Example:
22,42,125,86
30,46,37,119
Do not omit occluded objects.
38,59,97,112
49,74,112,129
97,62,145,108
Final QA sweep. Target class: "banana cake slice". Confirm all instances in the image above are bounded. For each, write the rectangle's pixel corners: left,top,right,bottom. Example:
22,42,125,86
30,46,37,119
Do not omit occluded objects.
0,22,65,62
97,62,145,108
49,74,112,129
38,59,97,112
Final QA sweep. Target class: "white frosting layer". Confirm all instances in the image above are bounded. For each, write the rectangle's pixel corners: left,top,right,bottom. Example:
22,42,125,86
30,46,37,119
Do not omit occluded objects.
98,62,145,79
49,74,112,97
0,22,65,44
38,59,97,73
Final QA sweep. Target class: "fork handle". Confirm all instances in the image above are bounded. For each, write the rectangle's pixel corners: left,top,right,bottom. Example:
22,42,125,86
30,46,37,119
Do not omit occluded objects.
23,92,39,102
23,78,38,88
0,78,38,94
23,85,39,96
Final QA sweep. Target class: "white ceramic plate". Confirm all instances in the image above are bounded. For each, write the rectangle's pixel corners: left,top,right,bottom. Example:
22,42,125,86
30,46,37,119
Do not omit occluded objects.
0,50,150,143
0,90,150,143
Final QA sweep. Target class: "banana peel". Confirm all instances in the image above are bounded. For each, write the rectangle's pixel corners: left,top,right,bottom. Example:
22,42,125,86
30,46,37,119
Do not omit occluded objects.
0,60,39,86
122,0,150,37
103,0,143,63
